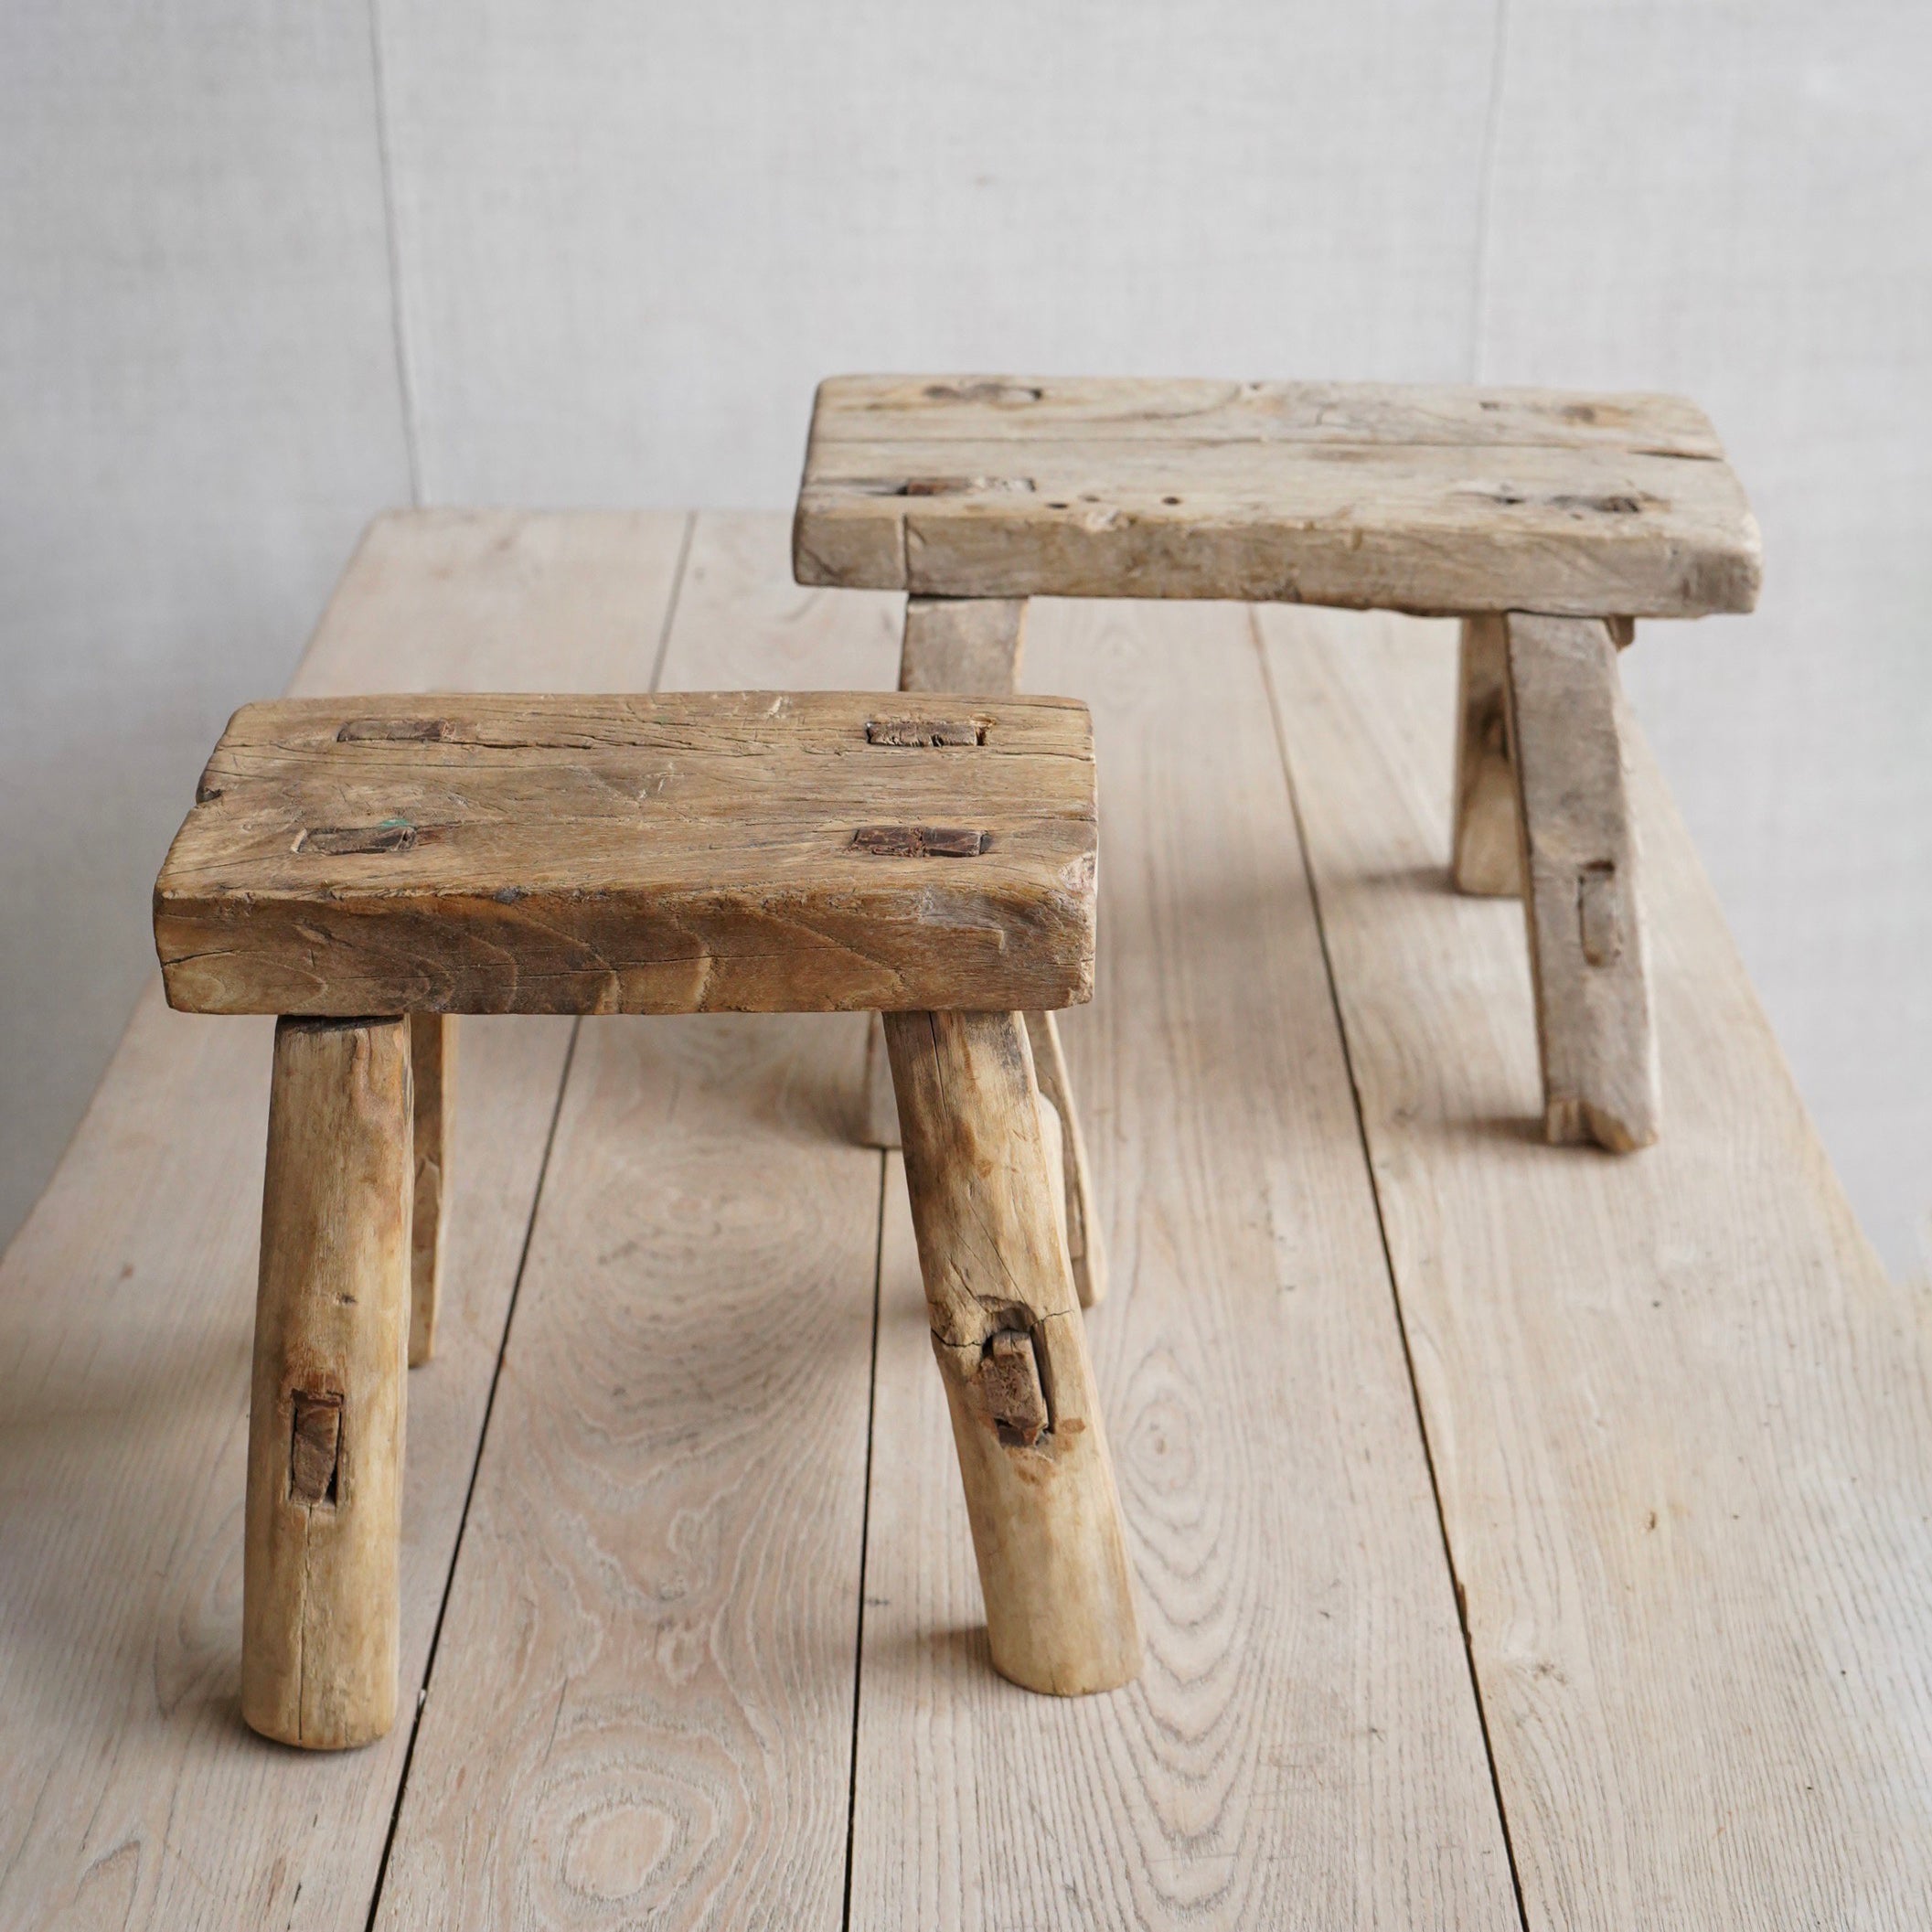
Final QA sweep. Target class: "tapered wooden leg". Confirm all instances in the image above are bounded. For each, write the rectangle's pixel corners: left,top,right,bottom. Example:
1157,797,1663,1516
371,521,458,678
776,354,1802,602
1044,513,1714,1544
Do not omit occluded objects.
1452,614,1522,896
883,1009,1141,1695
1502,614,1660,1152
1023,1009,1106,1308
243,1016,412,1748
409,1013,454,1367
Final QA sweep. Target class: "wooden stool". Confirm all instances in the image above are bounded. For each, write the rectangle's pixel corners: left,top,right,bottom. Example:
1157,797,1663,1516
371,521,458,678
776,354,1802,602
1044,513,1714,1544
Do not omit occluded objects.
154,691,1141,1747
794,376,1762,1153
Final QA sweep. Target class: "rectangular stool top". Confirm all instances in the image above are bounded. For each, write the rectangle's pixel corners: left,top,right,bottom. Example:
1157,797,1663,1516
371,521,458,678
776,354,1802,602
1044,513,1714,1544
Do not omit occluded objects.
155,690,1096,1018
794,376,1761,619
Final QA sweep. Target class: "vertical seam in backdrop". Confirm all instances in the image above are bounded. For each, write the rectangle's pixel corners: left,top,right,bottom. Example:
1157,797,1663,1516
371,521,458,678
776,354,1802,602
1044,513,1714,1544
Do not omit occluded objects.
1468,0,1512,384
367,0,425,506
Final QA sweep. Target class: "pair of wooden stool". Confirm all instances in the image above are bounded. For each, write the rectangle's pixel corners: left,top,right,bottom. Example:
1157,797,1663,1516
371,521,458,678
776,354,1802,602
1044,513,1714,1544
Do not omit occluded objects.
157,377,1757,1752
155,691,1139,1746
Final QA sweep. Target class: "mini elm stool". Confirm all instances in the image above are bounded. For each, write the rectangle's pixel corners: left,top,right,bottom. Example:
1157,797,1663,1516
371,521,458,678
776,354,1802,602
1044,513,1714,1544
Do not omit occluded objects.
795,375,1762,1153
153,689,1141,1748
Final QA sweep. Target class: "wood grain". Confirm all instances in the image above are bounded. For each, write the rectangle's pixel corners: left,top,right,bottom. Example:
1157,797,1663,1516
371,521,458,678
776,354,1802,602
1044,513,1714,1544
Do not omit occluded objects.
156,690,1098,1019
795,376,1760,617
848,591,1518,1927
0,508,679,1926
810,374,1733,454
372,510,900,1928
243,1016,413,1748
1261,602,1932,1929
1504,613,1660,1150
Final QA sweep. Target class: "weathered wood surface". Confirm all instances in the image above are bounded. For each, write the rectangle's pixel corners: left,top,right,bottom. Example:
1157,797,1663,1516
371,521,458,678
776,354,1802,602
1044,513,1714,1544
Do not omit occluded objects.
155,689,1098,1019
373,511,891,1928
1261,603,1932,1929
243,1016,413,1748
0,508,679,1926
795,375,1761,617
849,590,1518,1927
409,1011,454,1366
1451,614,1522,898
809,374,1734,454
885,1009,1140,1695
1504,613,1660,1151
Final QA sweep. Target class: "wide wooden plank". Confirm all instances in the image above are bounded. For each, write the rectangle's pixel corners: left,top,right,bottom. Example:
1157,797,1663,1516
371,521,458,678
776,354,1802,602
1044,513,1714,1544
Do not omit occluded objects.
0,508,687,1927
811,374,1727,454
1260,604,1932,1927
795,376,1759,617
155,689,1097,1019
374,512,900,1928
849,594,1519,1927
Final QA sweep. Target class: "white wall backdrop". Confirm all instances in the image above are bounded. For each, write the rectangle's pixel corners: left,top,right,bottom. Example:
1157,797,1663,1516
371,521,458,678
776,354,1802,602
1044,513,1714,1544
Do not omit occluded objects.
4,0,1927,1276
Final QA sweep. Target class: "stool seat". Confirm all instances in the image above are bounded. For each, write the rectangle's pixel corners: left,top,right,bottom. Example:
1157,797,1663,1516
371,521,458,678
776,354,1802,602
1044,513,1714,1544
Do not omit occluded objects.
155,689,1096,1018
795,374,1761,618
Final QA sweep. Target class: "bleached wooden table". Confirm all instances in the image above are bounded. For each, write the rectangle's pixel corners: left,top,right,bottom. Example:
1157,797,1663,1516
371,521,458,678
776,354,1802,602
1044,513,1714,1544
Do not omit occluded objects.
4,509,1926,1928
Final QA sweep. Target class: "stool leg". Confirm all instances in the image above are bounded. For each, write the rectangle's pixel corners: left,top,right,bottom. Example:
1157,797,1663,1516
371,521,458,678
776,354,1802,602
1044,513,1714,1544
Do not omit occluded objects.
1502,614,1660,1152
243,1016,412,1748
899,593,1030,694
1451,614,1523,896
1024,1010,1107,1308
408,1013,454,1367
859,1014,902,1150
883,1009,1141,1695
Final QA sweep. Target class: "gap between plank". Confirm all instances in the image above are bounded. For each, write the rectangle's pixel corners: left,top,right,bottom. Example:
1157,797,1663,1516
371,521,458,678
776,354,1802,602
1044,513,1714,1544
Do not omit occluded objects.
1251,611,1531,1932
647,513,699,693
840,1152,891,1932
364,0,422,506
363,1014,582,1932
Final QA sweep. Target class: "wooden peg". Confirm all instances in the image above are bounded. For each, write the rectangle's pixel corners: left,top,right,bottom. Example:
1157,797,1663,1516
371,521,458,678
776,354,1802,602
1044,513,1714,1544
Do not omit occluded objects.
408,1013,454,1367
1502,614,1660,1152
1452,614,1522,897
883,1009,1140,1695
243,1016,413,1748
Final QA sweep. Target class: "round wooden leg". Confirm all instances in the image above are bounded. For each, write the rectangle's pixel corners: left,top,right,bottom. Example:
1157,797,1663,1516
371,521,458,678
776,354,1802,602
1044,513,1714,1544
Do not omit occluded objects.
242,1016,412,1748
884,1009,1141,1696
